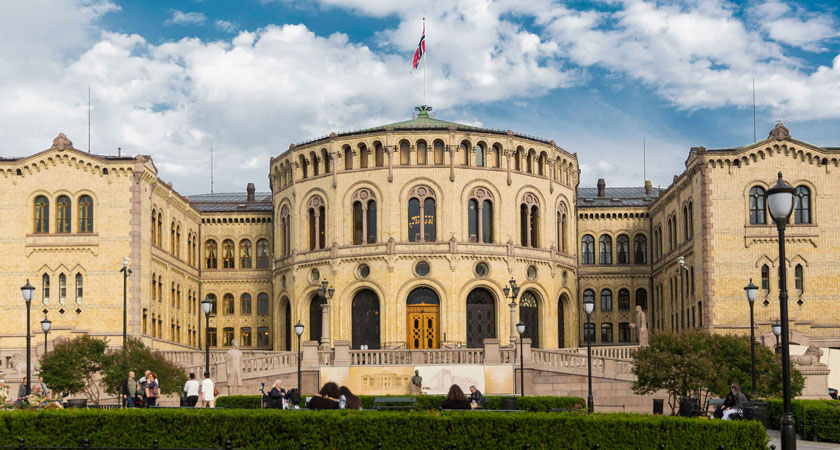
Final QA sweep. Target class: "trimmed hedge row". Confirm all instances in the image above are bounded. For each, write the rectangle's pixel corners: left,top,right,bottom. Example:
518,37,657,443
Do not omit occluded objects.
0,409,768,450
216,394,585,412
767,399,840,442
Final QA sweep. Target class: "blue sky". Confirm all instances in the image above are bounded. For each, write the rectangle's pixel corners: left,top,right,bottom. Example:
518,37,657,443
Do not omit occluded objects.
1,0,838,194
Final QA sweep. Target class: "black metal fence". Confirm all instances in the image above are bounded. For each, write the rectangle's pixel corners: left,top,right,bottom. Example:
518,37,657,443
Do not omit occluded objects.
766,413,840,443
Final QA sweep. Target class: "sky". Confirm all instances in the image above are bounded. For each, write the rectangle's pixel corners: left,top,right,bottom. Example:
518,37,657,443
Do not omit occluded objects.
1,0,838,194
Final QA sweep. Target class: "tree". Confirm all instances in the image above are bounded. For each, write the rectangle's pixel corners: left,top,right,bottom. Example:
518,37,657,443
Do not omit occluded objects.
707,333,804,399
101,338,188,398
38,335,107,404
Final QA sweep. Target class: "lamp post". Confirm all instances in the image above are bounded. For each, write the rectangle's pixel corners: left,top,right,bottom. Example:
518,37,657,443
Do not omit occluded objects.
676,256,687,331
21,280,35,396
40,313,51,353
503,278,520,347
583,292,595,413
294,321,304,394
766,172,796,450
201,296,213,377
744,279,759,399
773,320,782,355
120,257,131,348
516,321,525,397
317,279,334,348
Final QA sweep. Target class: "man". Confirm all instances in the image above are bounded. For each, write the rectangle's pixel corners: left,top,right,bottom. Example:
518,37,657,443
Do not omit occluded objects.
468,385,485,409
184,373,200,407
37,377,48,398
121,371,137,408
201,372,215,408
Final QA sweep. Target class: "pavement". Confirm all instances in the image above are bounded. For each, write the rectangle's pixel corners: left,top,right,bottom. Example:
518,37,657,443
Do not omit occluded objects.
767,430,840,449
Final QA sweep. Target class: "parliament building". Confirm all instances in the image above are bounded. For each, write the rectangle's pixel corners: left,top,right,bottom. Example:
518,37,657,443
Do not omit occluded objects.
1,110,839,360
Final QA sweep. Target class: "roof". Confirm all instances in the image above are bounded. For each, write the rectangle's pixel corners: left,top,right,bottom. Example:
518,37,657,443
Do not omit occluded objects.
187,192,273,212
577,187,660,207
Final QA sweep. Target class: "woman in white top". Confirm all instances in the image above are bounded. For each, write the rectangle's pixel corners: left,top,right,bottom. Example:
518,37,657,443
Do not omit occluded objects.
183,372,201,407
201,372,215,408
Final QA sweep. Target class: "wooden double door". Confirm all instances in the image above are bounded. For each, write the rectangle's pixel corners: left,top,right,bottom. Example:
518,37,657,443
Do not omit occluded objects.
406,304,439,349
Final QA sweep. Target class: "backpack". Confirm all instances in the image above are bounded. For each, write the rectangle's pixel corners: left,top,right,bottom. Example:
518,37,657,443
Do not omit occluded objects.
287,388,301,405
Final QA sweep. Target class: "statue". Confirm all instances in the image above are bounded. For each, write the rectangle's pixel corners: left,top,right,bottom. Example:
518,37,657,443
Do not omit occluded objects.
629,306,649,347
793,344,826,366
8,353,24,374
225,339,244,394
410,370,423,395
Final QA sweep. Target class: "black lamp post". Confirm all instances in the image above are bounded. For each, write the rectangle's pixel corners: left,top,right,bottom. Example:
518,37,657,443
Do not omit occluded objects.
40,313,51,354
503,278,521,347
21,280,35,396
744,279,759,399
766,172,796,450
201,296,213,377
582,291,595,413
516,321,525,397
317,279,334,348
120,257,131,348
294,321,304,394
773,319,782,355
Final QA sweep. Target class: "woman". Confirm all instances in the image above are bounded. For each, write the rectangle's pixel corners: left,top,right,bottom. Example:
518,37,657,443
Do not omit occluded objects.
307,382,340,409
441,384,471,410
338,386,362,410
267,380,286,409
722,382,748,420
145,373,160,407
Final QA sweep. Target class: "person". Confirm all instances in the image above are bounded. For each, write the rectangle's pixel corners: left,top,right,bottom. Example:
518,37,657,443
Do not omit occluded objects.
307,382,340,409
441,384,471,410
722,382,748,420
267,380,286,409
183,373,200,407
17,376,27,400
121,371,138,408
338,386,362,410
201,372,216,408
145,372,160,407
37,377,48,398
138,370,151,407
467,385,484,409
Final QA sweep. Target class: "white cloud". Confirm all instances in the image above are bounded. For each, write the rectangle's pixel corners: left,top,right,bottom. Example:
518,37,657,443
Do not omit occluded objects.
215,20,238,33
750,0,839,51
164,10,206,26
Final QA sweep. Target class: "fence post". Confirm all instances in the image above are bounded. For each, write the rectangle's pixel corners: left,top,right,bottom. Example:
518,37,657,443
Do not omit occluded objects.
813,420,818,442
83,439,91,450
301,442,307,450
376,444,382,450
659,445,666,449
17,438,24,450
152,439,159,450
225,439,232,450
593,445,600,450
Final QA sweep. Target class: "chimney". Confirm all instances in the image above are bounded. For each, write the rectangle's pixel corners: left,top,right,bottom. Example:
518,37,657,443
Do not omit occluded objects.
597,178,606,197
645,180,652,195
246,183,255,202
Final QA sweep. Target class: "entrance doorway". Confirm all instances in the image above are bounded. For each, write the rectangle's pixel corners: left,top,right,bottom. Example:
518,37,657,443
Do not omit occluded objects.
406,287,440,349
466,288,496,348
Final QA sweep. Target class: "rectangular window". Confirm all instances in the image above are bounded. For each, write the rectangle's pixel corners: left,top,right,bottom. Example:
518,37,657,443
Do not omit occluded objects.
241,327,252,347
257,327,270,346
223,327,234,346
583,322,595,344
258,294,269,316
600,323,613,344
618,323,631,343
207,328,217,347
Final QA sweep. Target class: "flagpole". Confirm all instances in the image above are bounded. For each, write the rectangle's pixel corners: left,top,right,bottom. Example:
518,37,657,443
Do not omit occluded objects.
423,17,427,107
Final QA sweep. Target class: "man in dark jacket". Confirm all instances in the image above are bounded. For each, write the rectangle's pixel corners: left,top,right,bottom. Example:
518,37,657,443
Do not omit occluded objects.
121,371,137,408
468,386,485,409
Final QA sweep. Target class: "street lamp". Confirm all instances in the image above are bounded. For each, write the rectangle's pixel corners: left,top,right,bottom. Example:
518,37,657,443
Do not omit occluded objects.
40,313,51,354
201,296,213,377
21,280,35,396
317,279,334,348
676,256,688,331
744,279,759,399
120,257,132,348
772,319,782,354
503,278,520,347
766,172,796,450
294,321,305,395
516,321,526,397
583,292,595,413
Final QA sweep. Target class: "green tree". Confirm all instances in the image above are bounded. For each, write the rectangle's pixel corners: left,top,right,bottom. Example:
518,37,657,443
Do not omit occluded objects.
707,333,804,399
101,338,188,398
38,335,107,403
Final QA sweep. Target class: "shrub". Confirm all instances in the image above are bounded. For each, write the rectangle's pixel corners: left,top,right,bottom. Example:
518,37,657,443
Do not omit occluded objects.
216,395,585,412
766,399,840,442
0,409,768,450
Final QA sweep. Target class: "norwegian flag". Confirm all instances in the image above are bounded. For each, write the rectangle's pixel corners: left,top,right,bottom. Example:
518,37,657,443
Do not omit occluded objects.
411,23,425,72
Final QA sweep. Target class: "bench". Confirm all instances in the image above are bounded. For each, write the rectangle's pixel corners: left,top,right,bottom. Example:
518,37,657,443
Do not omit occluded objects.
88,404,121,410
704,398,725,418
373,397,417,411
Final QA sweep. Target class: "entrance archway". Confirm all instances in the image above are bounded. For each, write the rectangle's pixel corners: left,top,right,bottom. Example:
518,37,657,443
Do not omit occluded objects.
466,288,496,348
558,293,568,348
309,295,326,342
282,297,291,351
406,287,440,349
352,289,380,349
519,291,540,348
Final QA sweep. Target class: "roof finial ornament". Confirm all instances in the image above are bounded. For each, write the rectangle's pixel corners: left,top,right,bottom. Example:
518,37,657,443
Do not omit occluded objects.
415,105,433,118
769,121,790,140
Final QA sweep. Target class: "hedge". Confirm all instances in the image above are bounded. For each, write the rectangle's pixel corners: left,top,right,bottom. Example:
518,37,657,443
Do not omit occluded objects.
0,409,768,450
766,399,840,442
216,394,585,412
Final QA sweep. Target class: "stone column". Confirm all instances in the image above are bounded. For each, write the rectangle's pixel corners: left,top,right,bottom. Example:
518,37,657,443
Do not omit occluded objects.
333,340,351,366
509,301,517,347
320,302,330,348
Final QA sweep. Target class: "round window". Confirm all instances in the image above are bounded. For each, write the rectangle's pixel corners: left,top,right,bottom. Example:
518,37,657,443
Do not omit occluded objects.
358,263,371,279
527,265,537,280
310,268,320,283
475,262,489,277
414,261,431,277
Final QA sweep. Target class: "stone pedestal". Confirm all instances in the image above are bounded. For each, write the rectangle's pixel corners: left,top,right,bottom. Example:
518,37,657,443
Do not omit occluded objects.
483,338,500,364
333,340,351,366
798,366,830,399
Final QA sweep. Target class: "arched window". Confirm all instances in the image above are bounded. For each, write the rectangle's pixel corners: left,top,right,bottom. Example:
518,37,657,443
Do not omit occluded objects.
794,186,811,224
600,289,612,311
75,273,83,304
601,323,613,343
400,140,410,165
307,196,326,250
616,234,630,264
530,205,539,247
222,240,235,268
352,289,381,349
520,205,528,246
558,294,568,348
351,189,376,244
344,146,353,170
57,195,71,233
556,204,568,253
417,141,427,165
618,289,630,311
467,188,493,243
322,148,331,174
635,288,647,309
688,202,694,238
408,186,436,242
795,264,804,292
375,143,385,167
519,193,539,248
514,148,522,171
58,273,67,304
223,293,234,315
299,154,308,179
239,239,252,268
519,291,540,348
482,200,493,244
34,196,49,233
433,141,444,165
599,235,612,264
309,295,326,342
525,149,534,173
475,143,484,167
761,264,770,291
492,144,501,168
468,199,478,243
581,235,595,264
749,186,766,224
157,212,162,246
258,293,269,315
359,144,368,168
460,141,470,166
634,235,647,264
78,195,93,233
205,240,218,269
176,225,181,257
256,239,270,268
538,152,546,176
280,206,291,256
42,274,50,304
170,222,176,254
683,205,689,242
666,218,673,251
310,151,319,176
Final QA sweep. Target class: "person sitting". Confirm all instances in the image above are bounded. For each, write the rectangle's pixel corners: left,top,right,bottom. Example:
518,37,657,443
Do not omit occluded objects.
721,382,748,420
267,380,286,409
441,384,471,410
338,386,362,410
467,385,485,409
307,382,340,409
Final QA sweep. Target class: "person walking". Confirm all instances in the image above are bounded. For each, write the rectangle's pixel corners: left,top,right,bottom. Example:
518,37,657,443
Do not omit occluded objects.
201,372,216,408
183,373,200,407
121,371,138,408
145,373,160,407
